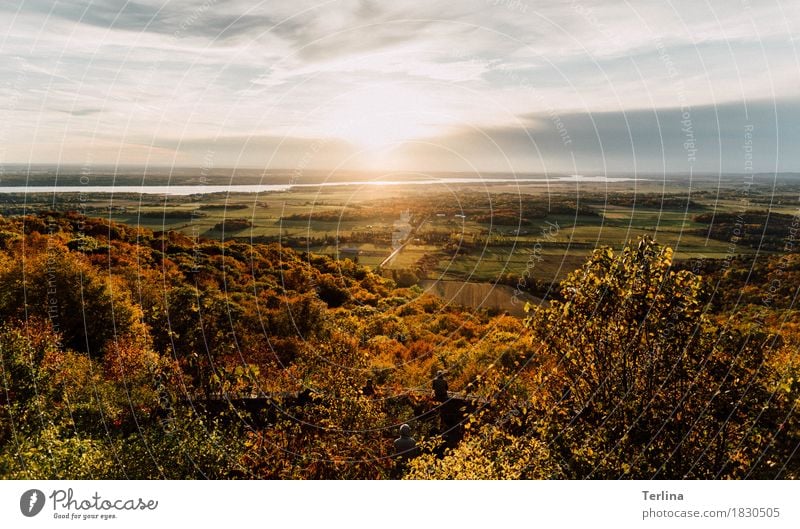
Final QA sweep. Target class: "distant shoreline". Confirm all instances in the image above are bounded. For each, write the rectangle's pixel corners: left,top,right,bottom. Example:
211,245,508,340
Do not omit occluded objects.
0,175,641,196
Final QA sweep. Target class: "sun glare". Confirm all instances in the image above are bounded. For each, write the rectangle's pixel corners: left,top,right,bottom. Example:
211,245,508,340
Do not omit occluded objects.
322,83,439,150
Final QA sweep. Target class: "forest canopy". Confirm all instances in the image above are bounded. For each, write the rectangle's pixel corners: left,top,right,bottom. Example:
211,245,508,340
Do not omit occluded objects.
0,212,798,479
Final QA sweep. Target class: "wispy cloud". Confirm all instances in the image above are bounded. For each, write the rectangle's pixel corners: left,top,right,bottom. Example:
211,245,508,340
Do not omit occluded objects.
1,0,798,171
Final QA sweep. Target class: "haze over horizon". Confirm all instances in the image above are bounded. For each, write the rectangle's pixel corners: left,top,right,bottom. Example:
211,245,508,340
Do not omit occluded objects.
1,0,798,175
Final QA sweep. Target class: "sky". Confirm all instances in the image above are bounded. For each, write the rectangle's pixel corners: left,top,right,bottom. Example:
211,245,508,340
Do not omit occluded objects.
0,0,798,175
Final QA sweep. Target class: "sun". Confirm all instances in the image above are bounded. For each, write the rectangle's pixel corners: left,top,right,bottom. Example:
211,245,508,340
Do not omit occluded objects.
321,83,439,149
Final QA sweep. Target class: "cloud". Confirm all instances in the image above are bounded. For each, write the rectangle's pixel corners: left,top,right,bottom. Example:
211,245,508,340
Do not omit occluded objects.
392,99,800,173
1,0,798,171
56,107,104,117
9,0,274,41
147,133,357,169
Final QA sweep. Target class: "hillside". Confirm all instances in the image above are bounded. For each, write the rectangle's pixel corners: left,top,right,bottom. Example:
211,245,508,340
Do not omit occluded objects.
0,212,798,479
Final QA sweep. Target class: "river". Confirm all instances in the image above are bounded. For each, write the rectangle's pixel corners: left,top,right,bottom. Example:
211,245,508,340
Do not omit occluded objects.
0,175,640,195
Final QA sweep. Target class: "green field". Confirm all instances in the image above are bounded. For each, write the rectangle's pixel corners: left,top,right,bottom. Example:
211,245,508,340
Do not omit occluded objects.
2,176,794,288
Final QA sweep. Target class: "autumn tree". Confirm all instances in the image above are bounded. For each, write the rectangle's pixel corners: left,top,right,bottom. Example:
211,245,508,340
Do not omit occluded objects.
0,239,145,355
246,330,393,479
525,237,797,478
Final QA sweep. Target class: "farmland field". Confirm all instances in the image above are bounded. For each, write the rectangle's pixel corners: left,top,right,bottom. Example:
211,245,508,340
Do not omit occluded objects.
1,172,794,301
